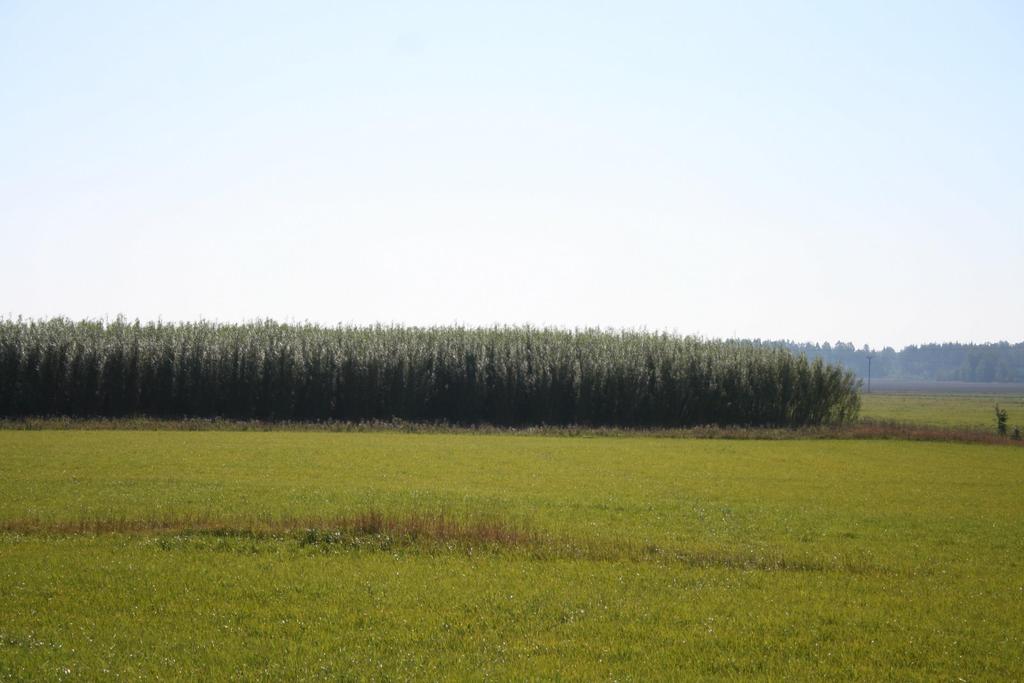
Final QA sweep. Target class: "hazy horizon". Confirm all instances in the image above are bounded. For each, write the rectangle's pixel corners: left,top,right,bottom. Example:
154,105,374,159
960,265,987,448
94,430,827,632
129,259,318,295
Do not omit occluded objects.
3,1,1022,350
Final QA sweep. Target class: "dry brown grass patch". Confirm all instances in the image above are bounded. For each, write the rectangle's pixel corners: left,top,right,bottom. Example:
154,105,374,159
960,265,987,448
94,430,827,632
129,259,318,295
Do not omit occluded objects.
0,510,881,574
3,416,1021,447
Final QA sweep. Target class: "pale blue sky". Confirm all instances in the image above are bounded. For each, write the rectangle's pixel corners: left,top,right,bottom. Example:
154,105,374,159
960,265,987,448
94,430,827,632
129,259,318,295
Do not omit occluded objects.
2,1,1022,349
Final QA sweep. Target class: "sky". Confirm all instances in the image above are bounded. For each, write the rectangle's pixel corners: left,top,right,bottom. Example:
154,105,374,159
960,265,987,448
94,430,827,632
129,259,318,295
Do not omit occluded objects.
1,1,1022,350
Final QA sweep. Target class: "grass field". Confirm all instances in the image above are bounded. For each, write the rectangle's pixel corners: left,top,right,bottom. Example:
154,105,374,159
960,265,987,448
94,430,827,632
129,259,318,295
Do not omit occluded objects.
860,392,1024,429
1,430,1022,680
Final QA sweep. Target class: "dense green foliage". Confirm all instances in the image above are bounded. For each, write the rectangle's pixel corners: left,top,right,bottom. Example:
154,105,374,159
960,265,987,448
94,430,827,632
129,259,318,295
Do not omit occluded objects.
1,432,1022,679
0,319,859,426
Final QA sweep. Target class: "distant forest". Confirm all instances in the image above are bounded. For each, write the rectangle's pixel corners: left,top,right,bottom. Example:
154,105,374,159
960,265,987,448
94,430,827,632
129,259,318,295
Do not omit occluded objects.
768,341,1024,382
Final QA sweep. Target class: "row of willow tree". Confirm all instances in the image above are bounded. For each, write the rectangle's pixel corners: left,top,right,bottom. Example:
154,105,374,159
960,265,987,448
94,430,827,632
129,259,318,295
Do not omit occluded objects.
0,319,861,427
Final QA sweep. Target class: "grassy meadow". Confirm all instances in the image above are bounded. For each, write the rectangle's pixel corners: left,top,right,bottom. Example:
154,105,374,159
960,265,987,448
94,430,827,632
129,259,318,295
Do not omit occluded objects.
2,429,1023,680
860,392,1024,430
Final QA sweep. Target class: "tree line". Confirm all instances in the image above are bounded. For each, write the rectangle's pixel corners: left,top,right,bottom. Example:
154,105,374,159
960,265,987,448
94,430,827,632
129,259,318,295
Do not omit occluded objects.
0,319,860,427
772,341,1024,382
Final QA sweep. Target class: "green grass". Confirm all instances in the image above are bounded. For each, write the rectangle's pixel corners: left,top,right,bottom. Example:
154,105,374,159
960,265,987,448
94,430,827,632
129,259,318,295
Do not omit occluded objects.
861,392,1024,429
1,431,1023,680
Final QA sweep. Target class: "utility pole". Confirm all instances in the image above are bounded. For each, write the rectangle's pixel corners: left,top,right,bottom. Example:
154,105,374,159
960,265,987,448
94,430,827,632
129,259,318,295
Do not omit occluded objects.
866,353,874,393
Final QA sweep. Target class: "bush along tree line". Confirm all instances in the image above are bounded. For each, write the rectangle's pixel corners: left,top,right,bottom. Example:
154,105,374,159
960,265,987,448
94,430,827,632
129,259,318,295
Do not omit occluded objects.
0,319,861,427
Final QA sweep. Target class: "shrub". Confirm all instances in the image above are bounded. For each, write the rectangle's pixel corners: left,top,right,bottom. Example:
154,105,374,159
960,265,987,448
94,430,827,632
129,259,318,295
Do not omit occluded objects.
995,405,1008,436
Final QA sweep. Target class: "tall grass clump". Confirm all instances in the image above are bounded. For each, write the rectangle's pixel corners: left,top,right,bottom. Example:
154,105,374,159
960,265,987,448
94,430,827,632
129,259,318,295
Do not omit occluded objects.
0,318,860,427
